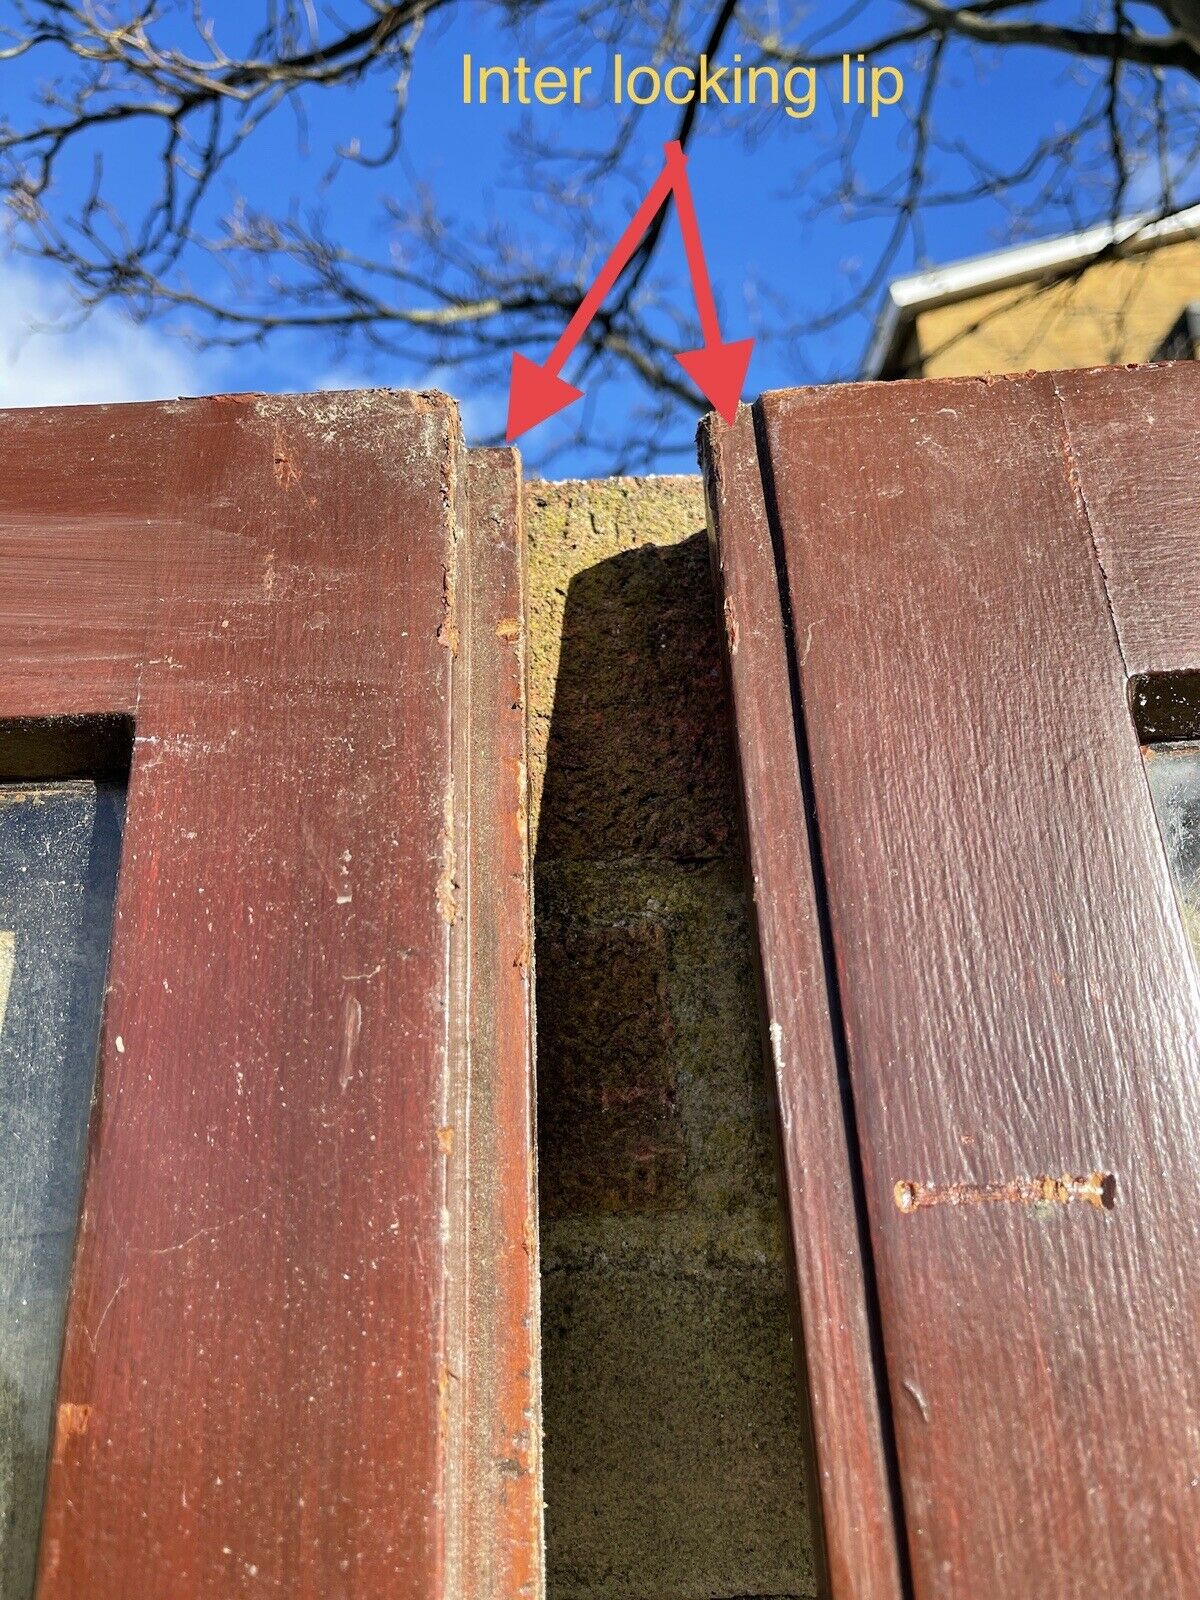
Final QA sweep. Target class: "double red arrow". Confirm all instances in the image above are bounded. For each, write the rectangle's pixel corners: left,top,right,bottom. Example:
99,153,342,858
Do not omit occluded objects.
506,140,754,440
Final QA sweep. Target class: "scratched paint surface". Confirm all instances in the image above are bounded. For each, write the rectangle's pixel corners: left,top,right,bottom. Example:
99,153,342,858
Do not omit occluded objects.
1145,743,1200,963
0,781,122,1600
0,936,13,1036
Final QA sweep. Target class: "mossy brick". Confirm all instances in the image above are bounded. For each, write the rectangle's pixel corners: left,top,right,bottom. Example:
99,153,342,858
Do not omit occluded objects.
540,1264,816,1600
535,858,778,1232
526,478,736,862
536,912,683,1217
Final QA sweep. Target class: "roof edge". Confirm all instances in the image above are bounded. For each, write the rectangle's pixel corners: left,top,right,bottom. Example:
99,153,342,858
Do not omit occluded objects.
861,204,1200,379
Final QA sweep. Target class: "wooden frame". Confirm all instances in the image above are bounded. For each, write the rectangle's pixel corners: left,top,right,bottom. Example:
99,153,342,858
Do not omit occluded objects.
704,363,1200,1600
0,392,541,1598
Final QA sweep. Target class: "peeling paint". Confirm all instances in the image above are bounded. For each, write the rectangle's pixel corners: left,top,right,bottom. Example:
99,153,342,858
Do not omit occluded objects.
52,1403,91,1464
902,1380,930,1423
438,813,459,927
337,995,362,1091
768,1020,785,1080
0,930,13,1038
272,427,301,491
723,596,739,654
894,1172,1116,1213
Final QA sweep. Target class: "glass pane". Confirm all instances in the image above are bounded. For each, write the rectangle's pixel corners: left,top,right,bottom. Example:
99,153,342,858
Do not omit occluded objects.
1145,742,1200,963
0,781,123,1598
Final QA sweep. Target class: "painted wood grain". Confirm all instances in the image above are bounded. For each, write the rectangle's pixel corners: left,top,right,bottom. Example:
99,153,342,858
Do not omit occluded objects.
457,449,543,1600
1052,362,1200,675
728,369,1200,1599
0,391,539,1599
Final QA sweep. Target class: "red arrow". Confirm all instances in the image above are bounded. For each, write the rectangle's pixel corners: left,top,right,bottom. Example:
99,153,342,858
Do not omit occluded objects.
663,142,754,428
506,140,753,440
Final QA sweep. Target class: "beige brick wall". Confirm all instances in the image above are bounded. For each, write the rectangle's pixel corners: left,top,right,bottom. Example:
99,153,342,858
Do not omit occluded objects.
526,478,816,1600
903,237,1200,378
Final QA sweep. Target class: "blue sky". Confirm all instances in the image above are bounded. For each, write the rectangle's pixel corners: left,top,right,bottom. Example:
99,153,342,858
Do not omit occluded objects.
0,3,1187,474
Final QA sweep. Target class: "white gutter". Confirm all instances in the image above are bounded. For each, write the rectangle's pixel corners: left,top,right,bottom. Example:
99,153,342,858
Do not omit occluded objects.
861,204,1200,379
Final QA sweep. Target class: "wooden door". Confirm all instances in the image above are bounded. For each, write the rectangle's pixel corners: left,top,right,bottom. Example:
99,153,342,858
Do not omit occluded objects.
0,393,541,1599
704,363,1200,1600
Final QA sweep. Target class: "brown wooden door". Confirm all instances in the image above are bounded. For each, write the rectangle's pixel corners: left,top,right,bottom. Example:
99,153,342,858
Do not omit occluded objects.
0,394,541,1600
704,363,1200,1600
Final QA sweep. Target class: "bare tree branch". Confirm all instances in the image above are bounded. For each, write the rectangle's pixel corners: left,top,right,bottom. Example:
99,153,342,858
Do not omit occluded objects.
0,0,1195,469
905,0,1200,75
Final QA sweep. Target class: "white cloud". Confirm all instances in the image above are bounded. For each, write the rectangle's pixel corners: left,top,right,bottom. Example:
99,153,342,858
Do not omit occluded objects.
0,256,215,408
0,261,508,430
